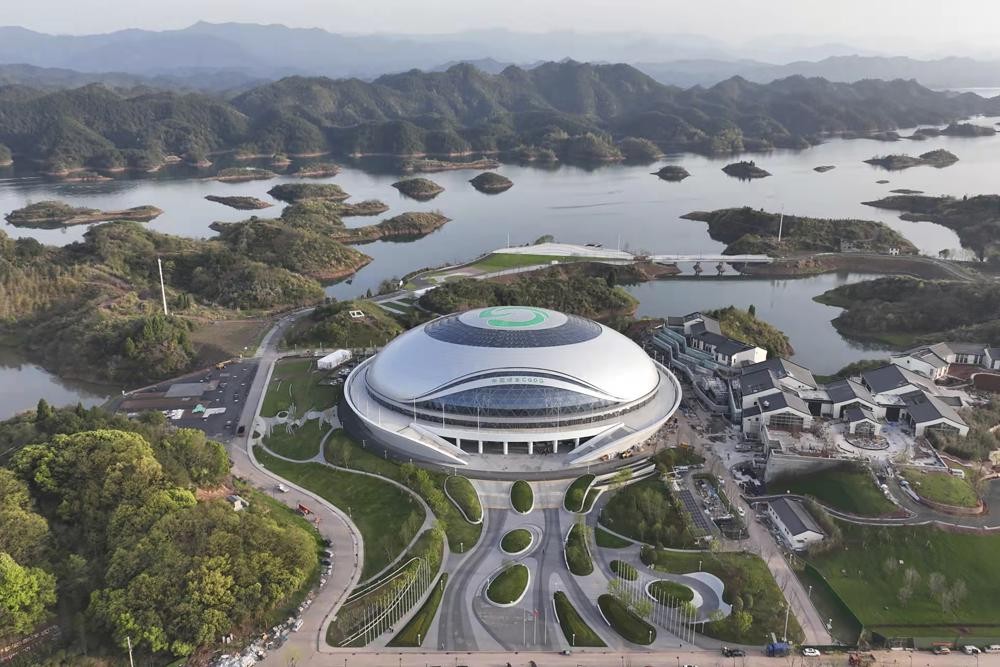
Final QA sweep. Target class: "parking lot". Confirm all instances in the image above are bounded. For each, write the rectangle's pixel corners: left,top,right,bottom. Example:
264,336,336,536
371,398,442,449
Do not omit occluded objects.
119,360,260,441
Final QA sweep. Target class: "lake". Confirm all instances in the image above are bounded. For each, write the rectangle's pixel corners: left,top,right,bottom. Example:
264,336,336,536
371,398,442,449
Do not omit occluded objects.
0,347,113,419
2,117,998,417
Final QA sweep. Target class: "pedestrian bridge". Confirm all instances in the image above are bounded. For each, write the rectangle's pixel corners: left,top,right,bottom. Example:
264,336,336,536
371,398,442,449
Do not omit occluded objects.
647,254,772,264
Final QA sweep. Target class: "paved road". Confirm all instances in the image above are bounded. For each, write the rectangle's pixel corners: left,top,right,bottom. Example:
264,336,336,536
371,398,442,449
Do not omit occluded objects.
226,311,366,664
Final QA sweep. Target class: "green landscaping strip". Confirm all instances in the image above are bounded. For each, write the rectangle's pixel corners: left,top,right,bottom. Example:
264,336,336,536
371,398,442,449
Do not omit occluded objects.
387,573,448,647
595,527,632,549
263,418,329,460
553,591,605,647
254,446,424,580
511,480,533,513
565,522,593,576
600,476,697,548
610,559,638,581
261,358,341,417
564,474,595,512
445,475,482,522
598,594,655,645
487,564,529,605
772,463,897,517
902,468,979,507
324,429,482,551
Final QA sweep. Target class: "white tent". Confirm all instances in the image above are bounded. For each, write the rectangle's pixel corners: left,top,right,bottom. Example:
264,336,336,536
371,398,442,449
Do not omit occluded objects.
317,349,351,370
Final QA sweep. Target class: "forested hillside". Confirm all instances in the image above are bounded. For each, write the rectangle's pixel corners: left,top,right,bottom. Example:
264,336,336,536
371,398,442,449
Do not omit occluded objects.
0,61,995,173
0,404,319,659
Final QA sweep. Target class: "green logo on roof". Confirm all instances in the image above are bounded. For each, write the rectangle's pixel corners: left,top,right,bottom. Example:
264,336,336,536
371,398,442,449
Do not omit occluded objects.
479,306,548,328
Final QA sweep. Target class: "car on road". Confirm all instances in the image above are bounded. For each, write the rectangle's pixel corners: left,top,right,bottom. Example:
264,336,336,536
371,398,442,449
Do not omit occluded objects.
722,647,746,657
933,647,951,655
802,648,821,657
736,506,746,517
276,483,288,493
963,646,982,655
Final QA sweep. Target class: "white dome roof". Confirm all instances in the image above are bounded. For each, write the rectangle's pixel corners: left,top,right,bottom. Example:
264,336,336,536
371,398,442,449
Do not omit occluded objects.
366,306,659,404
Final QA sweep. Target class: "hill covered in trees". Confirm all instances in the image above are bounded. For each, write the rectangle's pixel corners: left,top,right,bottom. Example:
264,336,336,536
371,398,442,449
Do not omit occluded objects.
0,404,318,660
0,61,995,174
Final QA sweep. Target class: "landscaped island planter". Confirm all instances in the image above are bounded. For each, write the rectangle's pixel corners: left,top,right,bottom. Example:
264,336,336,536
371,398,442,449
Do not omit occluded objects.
597,594,656,645
444,475,483,523
486,564,530,606
564,474,595,512
610,560,638,581
500,528,533,555
511,480,533,513
565,522,593,576
553,591,606,647
648,580,694,606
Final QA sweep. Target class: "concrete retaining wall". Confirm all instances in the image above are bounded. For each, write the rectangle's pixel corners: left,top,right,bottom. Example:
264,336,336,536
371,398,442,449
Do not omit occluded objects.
764,453,845,484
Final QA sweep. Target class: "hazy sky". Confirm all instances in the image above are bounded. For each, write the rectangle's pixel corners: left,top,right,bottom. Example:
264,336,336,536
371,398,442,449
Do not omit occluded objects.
7,0,1000,56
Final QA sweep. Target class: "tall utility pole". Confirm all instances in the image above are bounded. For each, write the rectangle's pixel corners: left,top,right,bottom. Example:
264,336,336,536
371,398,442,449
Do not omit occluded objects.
777,206,785,245
157,257,169,316
126,636,135,667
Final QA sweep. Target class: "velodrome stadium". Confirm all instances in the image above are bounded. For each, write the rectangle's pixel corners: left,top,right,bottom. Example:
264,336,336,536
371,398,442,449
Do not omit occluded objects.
343,306,681,475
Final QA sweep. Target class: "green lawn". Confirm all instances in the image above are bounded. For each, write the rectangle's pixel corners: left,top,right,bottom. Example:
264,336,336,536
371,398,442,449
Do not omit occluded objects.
902,468,979,508
501,528,532,554
565,522,593,576
642,547,804,643
261,358,340,418
771,463,897,517
600,477,696,548
445,475,482,522
254,447,425,580
595,527,632,549
794,563,863,644
597,594,655,645
263,418,329,460
810,521,1000,630
648,580,694,607
324,429,482,551
553,592,606,647
610,560,638,581
564,474,595,512
465,252,605,273
487,564,529,605
511,480,533,513
387,574,448,647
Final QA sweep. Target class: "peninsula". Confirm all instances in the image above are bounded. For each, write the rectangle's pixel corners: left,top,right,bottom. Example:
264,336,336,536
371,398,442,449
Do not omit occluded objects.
329,211,451,243
863,193,1000,259
682,207,917,255
4,201,163,228
213,167,278,182
400,158,500,173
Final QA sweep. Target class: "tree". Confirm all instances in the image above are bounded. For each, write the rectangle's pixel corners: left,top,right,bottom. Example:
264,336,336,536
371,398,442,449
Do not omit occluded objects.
748,304,756,317
731,609,753,636
0,552,57,635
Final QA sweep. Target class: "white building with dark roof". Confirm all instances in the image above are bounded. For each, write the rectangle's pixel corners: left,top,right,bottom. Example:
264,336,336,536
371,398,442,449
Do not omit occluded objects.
767,498,824,550
741,390,813,437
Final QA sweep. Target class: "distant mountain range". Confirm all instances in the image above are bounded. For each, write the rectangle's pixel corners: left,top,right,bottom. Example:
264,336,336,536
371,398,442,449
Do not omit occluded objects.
1,60,996,175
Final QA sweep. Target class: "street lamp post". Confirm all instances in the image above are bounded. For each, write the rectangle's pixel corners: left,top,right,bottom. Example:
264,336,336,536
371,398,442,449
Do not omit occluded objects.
808,585,813,600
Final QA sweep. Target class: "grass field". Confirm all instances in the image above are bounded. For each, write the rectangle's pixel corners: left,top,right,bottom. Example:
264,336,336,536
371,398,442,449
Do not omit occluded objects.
445,475,482,522
595,527,632,549
263,418,329,460
554,592,606,647
387,574,448,647
511,480,533,513
648,580,694,607
189,318,271,365
795,563,863,644
501,528,532,554
466,252,606,273
901,468,979,507
598,594,655,645
643,548,804,643
564,474,595,512
260,358,340,418
810,521,1000,629
254,447,425,580
324,429,482,551
771,463,897,517
565,522,593,576
610,560,638,581
487,564,529,604
600,477,696,548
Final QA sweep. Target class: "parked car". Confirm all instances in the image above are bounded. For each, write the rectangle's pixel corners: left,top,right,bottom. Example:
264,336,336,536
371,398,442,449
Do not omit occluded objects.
933,647,951,655
802,648,821,657
722,647,746,657
963,646,981,655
